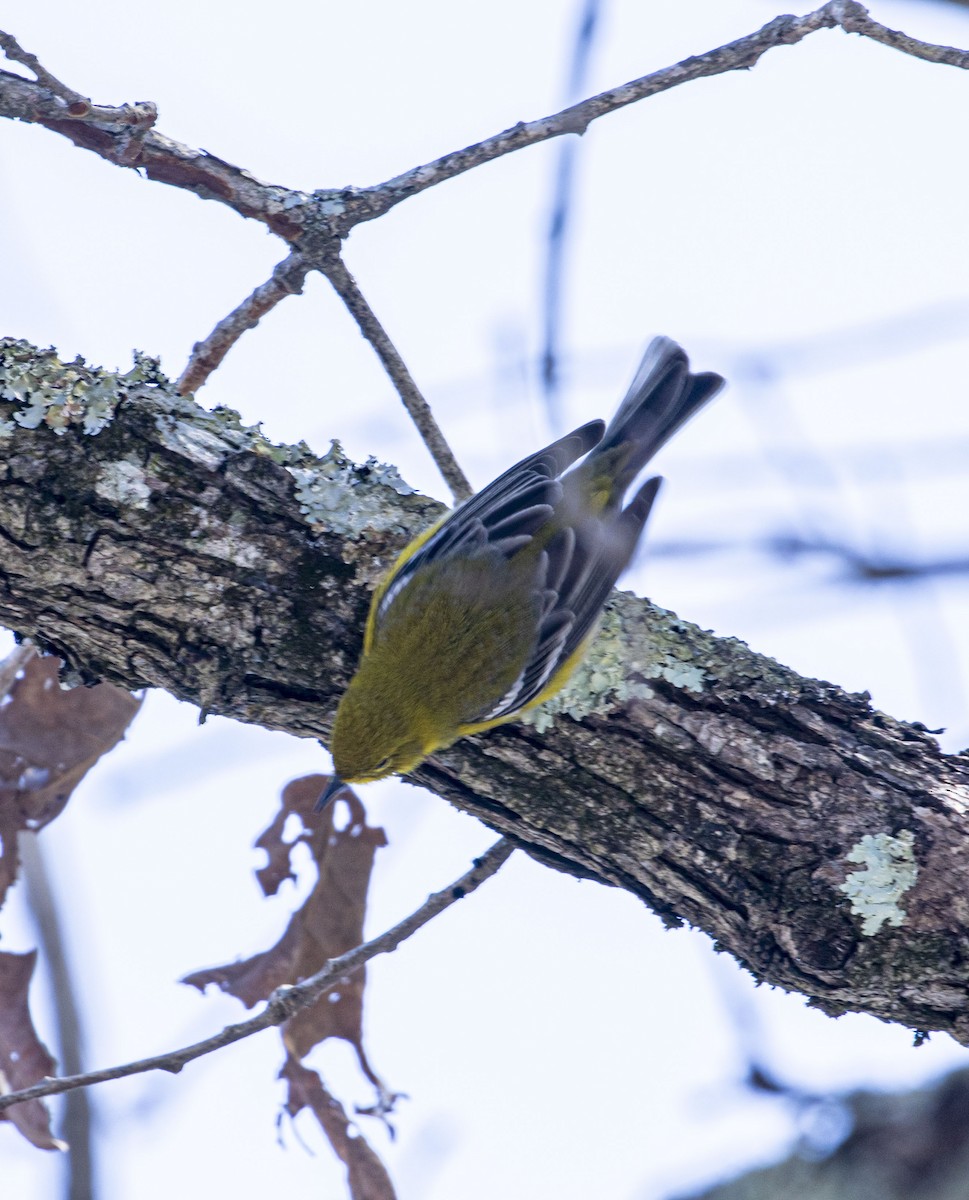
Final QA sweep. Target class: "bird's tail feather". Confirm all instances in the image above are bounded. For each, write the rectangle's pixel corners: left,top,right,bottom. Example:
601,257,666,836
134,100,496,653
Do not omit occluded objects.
594,336,724,499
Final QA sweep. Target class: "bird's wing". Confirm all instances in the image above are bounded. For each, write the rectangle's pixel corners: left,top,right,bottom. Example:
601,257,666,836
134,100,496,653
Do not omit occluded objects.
476,475,662,722
369,421,604,638
369,425,662,726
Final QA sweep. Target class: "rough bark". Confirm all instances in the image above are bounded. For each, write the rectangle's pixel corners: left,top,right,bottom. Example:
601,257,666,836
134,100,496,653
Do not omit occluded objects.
2,338,969,1042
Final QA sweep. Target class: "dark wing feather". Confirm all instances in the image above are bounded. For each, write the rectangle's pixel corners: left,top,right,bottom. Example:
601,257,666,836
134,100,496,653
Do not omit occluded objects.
597,337,723,491
426,420,602,547
478,479,662,721
373,421,604,631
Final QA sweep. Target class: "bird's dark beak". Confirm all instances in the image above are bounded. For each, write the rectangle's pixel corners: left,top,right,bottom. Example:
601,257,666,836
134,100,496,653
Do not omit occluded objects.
315,775,348,813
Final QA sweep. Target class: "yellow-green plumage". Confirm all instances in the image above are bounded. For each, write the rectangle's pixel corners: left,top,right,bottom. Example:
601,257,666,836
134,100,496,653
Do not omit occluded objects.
323,337,724,799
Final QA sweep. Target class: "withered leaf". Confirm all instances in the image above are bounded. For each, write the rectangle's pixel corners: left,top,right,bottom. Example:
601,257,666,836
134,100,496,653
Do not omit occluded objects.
0,648,142,910
281,1054,397,1200
0,950,65,1151
183,775,388,1083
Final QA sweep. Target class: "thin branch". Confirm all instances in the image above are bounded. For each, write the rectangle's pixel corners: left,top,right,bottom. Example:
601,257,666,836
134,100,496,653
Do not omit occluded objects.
0,32,159,169
839,2,969,65
357,2,969,219
20,834,94,1199
4,4,969,240
541,0,605,423
176,247,472,506
176,252,312,395
0,62,274,228
321,252,473,503
0,839,514,1114
0,30,90,112
765,534,969,583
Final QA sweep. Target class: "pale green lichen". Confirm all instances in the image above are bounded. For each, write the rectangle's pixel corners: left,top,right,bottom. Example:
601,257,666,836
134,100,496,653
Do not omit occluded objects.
153,411,236,470
95,459,152,509
0,340,431,555
0,339,167,437
653,660,707,692
309,188,350,217
282,189,315,211
523,604,654,733
288,440,418,537
523,590,708,732
839,830,918,936
80,376,124,434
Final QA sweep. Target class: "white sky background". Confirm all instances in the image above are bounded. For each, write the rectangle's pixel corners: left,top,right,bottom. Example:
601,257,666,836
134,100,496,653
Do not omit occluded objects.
2,1,969,1197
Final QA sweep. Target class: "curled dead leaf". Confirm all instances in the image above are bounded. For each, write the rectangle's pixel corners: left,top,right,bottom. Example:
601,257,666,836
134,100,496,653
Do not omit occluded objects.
0,950,66,1152
0,647,141,909
280,1054,397,1200
183,775,388,1085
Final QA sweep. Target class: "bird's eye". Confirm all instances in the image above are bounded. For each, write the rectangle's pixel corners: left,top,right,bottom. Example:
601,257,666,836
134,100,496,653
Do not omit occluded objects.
375,756,392,773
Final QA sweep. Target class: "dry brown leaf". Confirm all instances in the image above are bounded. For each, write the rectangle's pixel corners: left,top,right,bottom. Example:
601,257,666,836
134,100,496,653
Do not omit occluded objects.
0,950,66,1151
280,1054,397,1200
0,648,142,909
183,775,388,1084
0,647,140,1152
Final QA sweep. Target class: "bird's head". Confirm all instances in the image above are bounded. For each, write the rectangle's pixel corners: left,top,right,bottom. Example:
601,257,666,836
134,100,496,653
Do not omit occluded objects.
319,664,430,809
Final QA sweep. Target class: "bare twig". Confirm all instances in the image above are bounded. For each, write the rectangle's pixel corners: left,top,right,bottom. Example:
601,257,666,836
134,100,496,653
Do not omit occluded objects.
0,30,90,113
0,63,267,222
321,253,473,503
176,252,312,395
0,839,514,1114
541,0,604,423
358,2,969,218
838,2,969,66
20,834,94,1199
177,246,471,502
4,4,968,238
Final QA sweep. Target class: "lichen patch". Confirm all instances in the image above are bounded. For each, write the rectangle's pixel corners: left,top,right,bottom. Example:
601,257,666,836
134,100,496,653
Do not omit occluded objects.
95,459,153,510
839,830,918,936
0,339,166,438
288,441,418,538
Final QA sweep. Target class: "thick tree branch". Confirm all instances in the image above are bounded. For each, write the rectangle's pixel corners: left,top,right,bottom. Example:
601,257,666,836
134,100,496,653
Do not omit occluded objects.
0,838,514,1113
2,339,969,1044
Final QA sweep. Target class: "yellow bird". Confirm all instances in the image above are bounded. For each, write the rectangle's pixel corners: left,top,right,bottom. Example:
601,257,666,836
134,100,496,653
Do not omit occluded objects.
319,337,723,807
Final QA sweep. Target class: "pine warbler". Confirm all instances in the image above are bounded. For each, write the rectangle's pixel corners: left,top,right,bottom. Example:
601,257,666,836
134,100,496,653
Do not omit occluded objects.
319,336,723,807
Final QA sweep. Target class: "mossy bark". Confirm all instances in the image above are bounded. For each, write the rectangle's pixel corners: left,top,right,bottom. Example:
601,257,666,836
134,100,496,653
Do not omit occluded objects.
3,338,969,1042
